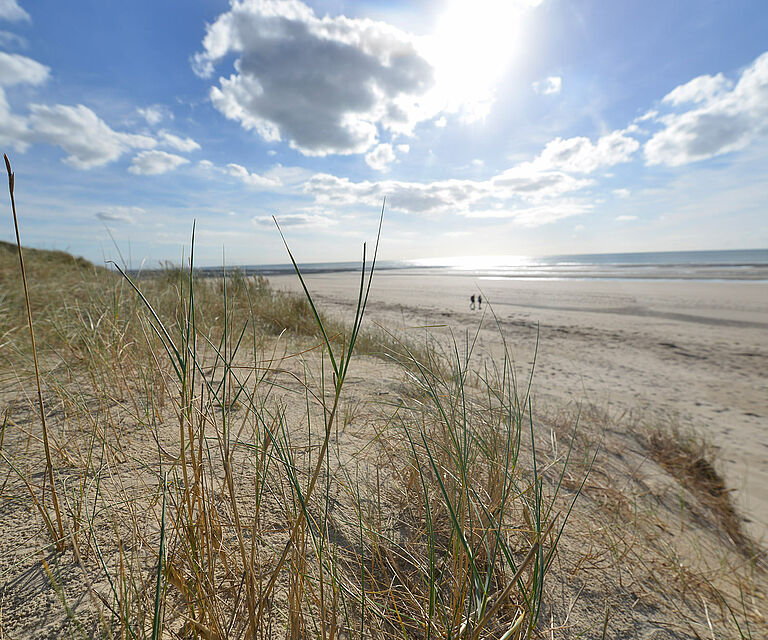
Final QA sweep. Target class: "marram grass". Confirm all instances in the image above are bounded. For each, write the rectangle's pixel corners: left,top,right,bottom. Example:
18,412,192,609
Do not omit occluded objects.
2,157,762,639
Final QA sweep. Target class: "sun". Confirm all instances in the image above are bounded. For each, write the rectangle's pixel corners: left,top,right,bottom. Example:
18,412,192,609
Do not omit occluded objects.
422,0,534,119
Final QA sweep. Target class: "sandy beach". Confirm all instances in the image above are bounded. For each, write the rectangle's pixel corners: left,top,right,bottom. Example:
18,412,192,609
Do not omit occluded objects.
270,271,768,540
2,244,767,637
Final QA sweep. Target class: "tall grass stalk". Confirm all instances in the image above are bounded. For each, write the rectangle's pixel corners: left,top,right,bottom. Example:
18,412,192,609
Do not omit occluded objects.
4,153,66,550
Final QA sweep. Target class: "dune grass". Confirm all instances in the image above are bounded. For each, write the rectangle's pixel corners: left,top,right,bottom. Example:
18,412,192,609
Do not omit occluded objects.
2,158,765,639
644,422,757,558
0,160,581,639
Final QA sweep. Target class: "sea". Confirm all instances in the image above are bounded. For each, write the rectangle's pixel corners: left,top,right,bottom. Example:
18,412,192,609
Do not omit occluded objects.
203,249,768,282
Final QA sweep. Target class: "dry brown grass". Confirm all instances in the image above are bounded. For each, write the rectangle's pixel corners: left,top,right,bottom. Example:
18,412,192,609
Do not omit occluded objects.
2,249,766,638
644,423,760,561
1,226,573,639
1,162,766,638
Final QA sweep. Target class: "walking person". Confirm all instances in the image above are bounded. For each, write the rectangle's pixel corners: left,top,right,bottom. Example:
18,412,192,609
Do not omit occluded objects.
470,294,475,310
478,294,482,310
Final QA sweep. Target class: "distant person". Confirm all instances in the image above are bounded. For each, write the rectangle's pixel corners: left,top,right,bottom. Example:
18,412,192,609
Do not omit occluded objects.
470,294,475,310
478,295,482,310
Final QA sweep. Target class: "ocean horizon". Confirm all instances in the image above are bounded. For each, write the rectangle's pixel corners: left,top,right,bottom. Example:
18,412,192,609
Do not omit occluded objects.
185,248,768,282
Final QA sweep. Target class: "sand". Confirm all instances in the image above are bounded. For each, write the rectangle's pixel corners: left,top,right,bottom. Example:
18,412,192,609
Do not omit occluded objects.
269,271,768,541
2,263,767,637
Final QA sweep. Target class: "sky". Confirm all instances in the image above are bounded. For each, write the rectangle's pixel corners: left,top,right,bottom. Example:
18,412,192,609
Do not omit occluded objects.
0,0,766,267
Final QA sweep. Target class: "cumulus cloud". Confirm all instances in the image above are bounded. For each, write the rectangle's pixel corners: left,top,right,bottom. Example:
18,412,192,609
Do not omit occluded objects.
96,206,145,224
0,0,29,22
158,130,200,152
138,104,172,125
29,104,156,169
128,150,189,175
532,130,639,174
0,90,28,149
615,214,637,221
0,51,49,85
305,172,486,213
662,73,732,106
226,162,281,188
365,143,396,171
612,188,630,198
0,53,169,167
645,51,768,166
305,160,593,223
193,0,434,156
492,166,593,198
532,75,562,95
0,52,49,150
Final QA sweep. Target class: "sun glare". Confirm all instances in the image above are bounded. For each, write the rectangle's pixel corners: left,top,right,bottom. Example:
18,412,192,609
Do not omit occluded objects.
424,0,531,119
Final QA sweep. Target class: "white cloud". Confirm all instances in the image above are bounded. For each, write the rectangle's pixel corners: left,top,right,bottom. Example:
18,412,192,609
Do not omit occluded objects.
612,188,630,198
0,56,153,166
96,206,146,224
532,75,562,95
193,0,435,156
128,150,189,175
305,159,593,220
645,51,768,166
197,158,288,189
29,104,156,168
254,211,336,229
492,166,593,199
634,109,658,123
226,162,281,188
158,130,200,152
435,116,447,128
532,130,640,174
0,90,28,150
138,105,172,125
460,201,591,226
0,51,49,86
662,73,732,106
0,30,27,49
305,172,485,213
396,143,410,154
0,52,49,151
261,163,313,187
365,143,396,171
0,0,29,22
615,215,637,221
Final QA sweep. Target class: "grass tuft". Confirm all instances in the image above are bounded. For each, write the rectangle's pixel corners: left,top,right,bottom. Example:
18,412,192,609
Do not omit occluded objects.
644,423,760,560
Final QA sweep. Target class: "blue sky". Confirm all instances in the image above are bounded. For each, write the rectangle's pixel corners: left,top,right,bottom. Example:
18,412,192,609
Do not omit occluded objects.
1,0,766,267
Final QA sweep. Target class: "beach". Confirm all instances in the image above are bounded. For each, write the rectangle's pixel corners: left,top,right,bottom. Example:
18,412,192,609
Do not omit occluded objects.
269,271,768,540
2,244,767,637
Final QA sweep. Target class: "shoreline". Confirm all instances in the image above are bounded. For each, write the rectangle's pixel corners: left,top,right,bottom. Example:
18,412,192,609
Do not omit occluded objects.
158,265,768,282
125,247,768,281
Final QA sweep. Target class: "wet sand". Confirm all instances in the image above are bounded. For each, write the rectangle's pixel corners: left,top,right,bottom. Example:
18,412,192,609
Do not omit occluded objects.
269,271,768,541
